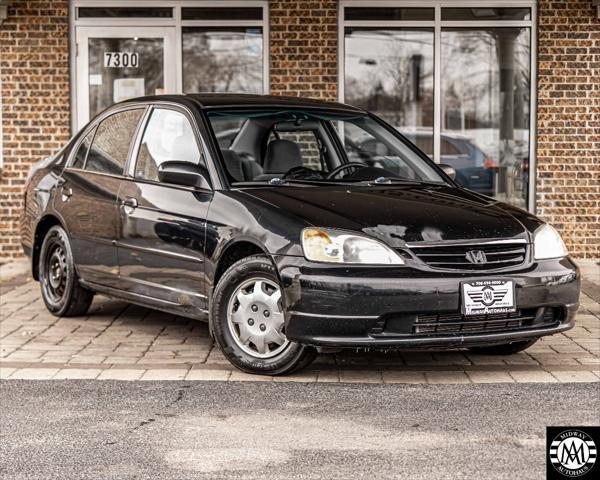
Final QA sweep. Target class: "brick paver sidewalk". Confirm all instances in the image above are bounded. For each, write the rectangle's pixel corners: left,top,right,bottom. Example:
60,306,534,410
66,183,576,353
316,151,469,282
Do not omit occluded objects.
1,262,598,384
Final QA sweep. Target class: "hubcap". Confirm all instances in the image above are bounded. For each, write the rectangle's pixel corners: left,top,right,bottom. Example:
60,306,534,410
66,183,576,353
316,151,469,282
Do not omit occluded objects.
227,277,289,359
44,242,67,302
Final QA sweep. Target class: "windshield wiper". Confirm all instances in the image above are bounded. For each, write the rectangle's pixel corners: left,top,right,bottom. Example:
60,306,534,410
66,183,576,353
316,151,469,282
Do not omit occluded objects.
268,178,340,186
368,177,445,186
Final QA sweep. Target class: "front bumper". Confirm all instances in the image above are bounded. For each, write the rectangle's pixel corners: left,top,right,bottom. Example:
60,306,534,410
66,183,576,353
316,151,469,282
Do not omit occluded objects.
273,255,580,349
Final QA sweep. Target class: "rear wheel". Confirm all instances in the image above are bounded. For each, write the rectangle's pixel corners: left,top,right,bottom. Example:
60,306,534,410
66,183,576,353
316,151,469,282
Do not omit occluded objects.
39,225,94,317
211,255,317,375
468,339,538,355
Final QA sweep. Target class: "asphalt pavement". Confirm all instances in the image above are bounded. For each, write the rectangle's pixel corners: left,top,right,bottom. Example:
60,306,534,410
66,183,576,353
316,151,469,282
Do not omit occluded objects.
1,380,599,479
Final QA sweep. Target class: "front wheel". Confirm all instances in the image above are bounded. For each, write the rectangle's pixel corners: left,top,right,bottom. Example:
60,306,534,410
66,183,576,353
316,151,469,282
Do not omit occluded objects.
211,255,316,375
39,225,94,317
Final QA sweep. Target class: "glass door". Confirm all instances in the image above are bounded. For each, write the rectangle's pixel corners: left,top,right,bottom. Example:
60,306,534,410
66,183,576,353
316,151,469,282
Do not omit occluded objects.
75,27,176,129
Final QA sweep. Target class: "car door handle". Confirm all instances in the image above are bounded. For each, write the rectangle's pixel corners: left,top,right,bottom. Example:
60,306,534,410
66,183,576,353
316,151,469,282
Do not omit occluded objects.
121,197,138,209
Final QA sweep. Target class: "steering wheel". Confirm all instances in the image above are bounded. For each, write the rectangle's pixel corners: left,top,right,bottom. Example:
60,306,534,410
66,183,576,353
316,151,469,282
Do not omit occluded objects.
282,166,325,181
326,162,369,180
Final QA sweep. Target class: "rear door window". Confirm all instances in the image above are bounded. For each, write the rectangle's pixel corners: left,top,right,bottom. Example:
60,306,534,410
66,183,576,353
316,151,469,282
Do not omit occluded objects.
85,109,144,175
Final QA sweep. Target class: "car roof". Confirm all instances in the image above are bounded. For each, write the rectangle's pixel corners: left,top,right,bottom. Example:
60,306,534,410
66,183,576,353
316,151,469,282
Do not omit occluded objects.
121,93,365,113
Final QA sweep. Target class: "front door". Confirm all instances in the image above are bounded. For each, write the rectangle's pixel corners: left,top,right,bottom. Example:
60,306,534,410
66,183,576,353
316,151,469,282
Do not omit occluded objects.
116,106,212,318
75,26,176,129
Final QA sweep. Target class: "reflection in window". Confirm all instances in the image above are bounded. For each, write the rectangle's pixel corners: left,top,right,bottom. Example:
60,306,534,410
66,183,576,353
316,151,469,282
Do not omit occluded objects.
344,28,434,154
86,109,144,175
182,27,263,94
135,109,203,182
442,27,531,208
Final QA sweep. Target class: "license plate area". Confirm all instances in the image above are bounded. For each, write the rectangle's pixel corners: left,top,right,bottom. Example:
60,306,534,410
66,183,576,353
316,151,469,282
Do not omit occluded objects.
461,280,516,316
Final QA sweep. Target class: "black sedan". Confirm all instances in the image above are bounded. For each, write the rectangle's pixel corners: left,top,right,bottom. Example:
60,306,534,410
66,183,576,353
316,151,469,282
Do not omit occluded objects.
21,94,580,375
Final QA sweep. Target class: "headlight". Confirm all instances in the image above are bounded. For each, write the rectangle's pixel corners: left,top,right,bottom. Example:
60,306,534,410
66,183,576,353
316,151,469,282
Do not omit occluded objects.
302,228,404,265
534,224,568,260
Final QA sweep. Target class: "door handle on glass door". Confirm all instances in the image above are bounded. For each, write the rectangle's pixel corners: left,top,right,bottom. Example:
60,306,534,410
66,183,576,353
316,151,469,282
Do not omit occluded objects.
121,197,138,211
61,187,72,201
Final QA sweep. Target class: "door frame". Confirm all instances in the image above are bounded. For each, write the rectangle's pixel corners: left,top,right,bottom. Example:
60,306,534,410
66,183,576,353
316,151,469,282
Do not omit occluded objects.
70,1,270,132
74,26,177,130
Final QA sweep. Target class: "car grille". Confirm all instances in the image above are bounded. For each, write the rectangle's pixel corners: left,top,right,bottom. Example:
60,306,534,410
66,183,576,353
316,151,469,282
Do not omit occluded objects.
412,307,559,335
408,242,528,270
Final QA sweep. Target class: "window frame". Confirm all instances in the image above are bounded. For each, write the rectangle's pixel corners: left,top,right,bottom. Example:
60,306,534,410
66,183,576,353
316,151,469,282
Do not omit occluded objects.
128,102,215,192
338,0,537,213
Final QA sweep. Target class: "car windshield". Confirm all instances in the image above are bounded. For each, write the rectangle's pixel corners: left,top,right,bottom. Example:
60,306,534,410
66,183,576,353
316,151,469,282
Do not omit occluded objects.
206,109,447,186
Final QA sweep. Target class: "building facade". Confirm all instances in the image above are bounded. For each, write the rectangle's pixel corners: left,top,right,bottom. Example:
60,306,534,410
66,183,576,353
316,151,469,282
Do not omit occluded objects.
1,0,598,259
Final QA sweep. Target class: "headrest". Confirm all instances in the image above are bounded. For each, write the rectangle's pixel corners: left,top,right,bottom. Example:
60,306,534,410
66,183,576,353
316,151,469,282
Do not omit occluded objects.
263,139,303,174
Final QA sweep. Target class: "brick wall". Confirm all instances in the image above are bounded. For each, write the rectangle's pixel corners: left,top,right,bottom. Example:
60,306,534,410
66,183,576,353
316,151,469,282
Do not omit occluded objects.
0,1,598,260
536,0,599,258
0,1,70,260
269,0,338,99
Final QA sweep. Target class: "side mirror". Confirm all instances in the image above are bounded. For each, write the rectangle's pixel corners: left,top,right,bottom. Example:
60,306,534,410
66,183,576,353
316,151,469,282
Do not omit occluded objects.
158,161,211,189
439,164,457,181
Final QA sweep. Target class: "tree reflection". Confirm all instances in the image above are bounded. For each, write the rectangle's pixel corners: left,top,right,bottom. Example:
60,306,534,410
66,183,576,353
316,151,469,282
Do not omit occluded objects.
344,25,531,208
182,28,263,93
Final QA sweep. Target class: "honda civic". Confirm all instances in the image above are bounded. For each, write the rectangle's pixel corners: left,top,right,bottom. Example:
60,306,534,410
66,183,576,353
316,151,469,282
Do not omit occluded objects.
21,94,580,375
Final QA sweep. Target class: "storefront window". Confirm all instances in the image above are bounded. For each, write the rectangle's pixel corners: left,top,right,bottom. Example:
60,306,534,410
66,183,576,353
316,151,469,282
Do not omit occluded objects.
182,27,263,94
344,28,434,154
342,3,534,210
441,27,531,209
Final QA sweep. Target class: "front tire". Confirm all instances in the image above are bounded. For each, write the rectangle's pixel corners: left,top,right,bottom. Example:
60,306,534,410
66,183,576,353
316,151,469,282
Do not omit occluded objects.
39,225,94,317
211,255,317,375
468,339,538,355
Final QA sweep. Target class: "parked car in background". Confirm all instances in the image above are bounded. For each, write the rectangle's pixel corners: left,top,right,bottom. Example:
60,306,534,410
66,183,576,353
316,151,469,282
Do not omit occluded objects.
21,94,579,375
398,131,496,197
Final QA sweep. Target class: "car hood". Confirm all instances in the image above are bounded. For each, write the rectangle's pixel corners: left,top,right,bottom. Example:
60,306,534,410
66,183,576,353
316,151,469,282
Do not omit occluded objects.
242,184,534,247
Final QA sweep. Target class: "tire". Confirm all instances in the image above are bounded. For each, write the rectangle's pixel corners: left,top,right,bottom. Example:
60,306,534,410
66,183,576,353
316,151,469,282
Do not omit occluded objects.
211,255,317,375
468,339,538,355
39,225,94,317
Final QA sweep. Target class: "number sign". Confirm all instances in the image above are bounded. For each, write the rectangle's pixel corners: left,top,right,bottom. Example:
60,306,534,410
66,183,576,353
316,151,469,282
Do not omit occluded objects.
104,52,139,68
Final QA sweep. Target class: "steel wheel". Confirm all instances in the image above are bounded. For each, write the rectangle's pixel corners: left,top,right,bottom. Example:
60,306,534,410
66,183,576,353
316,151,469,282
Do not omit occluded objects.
43,241,68,303
226,277,290,359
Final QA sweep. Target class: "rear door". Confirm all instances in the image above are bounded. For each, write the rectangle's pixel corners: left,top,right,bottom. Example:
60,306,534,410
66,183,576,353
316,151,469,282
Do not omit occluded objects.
57,107,145,287
116,106,212,317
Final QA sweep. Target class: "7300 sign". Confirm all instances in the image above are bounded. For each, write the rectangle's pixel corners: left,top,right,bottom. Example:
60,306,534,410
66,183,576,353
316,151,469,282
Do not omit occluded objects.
104,52,139,68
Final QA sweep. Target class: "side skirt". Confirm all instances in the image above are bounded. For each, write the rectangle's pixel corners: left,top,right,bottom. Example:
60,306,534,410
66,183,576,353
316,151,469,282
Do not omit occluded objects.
79,279,209,321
